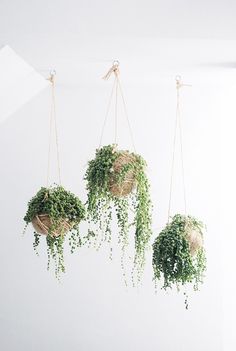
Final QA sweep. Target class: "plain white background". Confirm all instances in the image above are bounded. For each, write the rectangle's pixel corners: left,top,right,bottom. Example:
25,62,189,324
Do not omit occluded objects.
0,1,235,350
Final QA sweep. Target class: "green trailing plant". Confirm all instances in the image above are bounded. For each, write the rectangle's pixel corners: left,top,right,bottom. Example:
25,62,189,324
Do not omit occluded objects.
152,214,206,306
84,144,152,284
24,185,86,278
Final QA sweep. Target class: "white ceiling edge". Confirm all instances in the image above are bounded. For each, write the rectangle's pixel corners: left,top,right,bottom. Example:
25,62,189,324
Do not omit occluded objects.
0,45,49,124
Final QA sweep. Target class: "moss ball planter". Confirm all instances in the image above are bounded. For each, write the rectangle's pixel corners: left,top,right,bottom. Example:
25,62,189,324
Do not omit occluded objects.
109,151,137,196
84,144,152,284
24,185,86,278
152,214,206,296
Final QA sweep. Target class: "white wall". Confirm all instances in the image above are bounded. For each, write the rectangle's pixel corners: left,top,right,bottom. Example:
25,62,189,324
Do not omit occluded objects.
0,1,234,350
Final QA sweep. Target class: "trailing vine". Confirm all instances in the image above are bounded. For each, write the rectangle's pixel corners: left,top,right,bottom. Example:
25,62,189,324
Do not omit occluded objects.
85,144,152,284
152,214,206,306
24,185,86,279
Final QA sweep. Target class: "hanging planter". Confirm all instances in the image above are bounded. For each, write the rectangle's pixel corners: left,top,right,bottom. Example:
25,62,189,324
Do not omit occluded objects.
24,185,86,277
23,72,86,278
152,214,206,291
152,76,206,307
85,62,152,283
85,144,152,283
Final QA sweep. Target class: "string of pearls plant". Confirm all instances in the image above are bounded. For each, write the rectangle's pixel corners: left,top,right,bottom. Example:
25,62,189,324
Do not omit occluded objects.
24,185,86,279
84,144,152,284
152,214,206,308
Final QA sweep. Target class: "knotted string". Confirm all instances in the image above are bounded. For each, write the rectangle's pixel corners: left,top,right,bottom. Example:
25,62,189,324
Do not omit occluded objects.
99,61,136,152
167,76,191,222
46,72,62,187
102,61,120,80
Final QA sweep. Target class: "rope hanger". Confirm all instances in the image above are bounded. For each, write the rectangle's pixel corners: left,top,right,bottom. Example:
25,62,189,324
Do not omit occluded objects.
167,75,191,222
46,70,62,187
99,61,136,152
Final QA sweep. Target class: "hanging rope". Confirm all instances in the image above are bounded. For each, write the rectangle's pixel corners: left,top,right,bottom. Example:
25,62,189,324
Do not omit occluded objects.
167,76,191,221
46,71,62,187
98,77,116,148
116,76,136,152
99,61,136,152
114,73,119,145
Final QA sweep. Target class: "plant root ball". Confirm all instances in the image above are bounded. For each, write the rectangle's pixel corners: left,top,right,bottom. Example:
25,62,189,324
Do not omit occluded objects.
186,227,203,256
32,214,72,237
109,151,137,197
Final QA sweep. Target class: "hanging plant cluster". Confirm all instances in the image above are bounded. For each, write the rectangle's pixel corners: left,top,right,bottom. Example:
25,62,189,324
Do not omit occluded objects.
24,185,86,278
152,214,206,291
85,144,152,283
22,65,206,308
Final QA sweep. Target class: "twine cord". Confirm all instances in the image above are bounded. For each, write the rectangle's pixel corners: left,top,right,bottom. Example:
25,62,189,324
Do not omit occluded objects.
46,89,54,187
117,76,136,153
99,77,116,148
99,61,136,152
167,76,190,222
114,75,118,144
178,90,187,217
46,73,62,187
167,103,178,221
